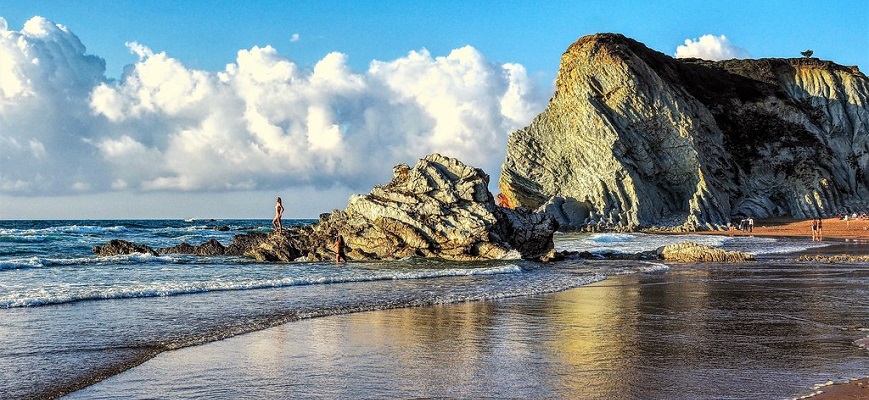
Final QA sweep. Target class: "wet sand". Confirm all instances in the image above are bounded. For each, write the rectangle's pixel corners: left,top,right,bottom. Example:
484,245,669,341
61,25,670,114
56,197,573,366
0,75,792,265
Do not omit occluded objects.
69,260,869,400
810,378,869,399
701,217,869,399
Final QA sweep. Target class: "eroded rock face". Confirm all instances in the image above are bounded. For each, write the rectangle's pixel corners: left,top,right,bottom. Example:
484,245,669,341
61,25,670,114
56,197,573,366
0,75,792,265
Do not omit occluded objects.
500,33,869,231
241,154,558,262
95,154,558,263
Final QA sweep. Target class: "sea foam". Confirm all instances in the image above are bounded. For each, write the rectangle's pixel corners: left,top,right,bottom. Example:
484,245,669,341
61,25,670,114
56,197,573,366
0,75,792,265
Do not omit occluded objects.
0,264,526,308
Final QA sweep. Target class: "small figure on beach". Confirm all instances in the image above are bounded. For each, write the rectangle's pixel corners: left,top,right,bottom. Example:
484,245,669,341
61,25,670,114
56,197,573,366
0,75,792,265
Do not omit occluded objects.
816,218,823,241
747,217,754,233
334,234,346,263
272,197,284,233
811,218,822,241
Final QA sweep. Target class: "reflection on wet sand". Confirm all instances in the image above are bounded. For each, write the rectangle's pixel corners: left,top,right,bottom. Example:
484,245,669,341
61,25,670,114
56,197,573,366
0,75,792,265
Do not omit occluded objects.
71,263,869,400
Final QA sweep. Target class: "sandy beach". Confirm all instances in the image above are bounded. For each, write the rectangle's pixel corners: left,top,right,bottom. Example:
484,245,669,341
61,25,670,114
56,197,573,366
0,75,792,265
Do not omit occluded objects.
706,217,869,242
68,258,869,400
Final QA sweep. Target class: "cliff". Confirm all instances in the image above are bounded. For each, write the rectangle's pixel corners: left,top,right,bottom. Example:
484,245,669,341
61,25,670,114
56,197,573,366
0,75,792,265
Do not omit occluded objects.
499,33,869,230
237,153,558,262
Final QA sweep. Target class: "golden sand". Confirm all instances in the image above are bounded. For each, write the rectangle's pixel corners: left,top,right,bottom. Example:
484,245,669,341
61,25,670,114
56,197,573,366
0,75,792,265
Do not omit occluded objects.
698,217,869,242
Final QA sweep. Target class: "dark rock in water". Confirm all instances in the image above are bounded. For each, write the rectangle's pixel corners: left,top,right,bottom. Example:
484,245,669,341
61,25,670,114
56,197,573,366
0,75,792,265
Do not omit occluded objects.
499,33,869,231
158,239,226,256
214,226,231,232
92,240,157,257
224,232,270,256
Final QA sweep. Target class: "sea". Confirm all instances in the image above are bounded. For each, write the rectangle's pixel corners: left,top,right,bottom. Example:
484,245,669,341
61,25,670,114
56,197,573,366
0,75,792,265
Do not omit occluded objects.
1,219,867,399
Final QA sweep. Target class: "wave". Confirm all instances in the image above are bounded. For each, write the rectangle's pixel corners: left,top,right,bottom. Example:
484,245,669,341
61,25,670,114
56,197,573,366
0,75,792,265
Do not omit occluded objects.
0,264,525,308
587,233,636,243
0,253,219,271
0,225,127,237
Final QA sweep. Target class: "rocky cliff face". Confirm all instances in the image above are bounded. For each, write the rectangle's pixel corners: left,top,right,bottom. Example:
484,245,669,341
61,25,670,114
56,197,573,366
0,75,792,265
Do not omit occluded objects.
284,153,558,262
499,33,869,230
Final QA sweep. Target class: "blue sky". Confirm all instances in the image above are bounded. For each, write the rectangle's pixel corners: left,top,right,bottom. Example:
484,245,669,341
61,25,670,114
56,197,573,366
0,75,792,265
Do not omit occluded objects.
1,1,867,219
6,1,866,80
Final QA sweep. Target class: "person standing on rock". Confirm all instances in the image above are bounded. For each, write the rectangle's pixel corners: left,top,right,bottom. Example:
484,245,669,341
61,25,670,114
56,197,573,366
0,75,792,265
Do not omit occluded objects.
272,197,284,233
334,234,346,263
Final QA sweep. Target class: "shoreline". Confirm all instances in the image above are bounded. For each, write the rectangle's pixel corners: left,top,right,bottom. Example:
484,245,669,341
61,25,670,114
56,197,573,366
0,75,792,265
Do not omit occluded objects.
67,262,869,400
804,377,869,399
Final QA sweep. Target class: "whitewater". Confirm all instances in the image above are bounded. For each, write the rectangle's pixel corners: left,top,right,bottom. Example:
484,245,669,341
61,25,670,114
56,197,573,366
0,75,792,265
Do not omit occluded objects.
0,219,863,399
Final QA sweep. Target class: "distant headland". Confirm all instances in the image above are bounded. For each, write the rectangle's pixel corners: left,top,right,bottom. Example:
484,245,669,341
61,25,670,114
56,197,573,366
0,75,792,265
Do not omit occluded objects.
498,33,869,232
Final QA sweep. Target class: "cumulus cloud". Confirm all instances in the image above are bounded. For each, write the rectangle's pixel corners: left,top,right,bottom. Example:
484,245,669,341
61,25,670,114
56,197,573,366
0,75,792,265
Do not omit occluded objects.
290,33,300,42
674,34,750,60
0,16,547,198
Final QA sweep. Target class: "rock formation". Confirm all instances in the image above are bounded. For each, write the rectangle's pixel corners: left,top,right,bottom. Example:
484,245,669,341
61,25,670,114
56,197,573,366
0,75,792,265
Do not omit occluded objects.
655,242,754,263
499,33,869,231
92,238,227,257
237,154,558,262
93,240,158,257
95,154,559,262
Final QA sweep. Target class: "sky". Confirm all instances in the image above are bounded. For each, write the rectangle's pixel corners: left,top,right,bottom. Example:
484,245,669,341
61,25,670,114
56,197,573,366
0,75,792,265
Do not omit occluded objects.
1,1,867,219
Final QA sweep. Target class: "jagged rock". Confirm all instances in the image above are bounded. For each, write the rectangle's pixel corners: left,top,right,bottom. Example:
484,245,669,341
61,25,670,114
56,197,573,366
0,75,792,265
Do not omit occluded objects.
499,33,869,231
224,154,558,262
92,240,157,257
158,239,226,256
656,242,754,263
225,232,270,256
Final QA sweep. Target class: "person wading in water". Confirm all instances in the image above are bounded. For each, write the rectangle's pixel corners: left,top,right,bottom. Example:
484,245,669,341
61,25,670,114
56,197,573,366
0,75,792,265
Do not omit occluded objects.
334,234,346,263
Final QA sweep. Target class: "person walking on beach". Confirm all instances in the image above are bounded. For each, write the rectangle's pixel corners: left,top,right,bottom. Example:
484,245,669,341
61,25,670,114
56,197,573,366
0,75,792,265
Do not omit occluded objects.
811,218,819,241
334,234,346,263
818,218,824,242
747,217,754,233
272,197,284,233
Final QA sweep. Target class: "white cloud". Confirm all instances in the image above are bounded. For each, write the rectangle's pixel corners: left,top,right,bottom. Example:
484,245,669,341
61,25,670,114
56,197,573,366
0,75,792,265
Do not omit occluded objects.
0,16,547,202
674,34,750,60
290,33,300,43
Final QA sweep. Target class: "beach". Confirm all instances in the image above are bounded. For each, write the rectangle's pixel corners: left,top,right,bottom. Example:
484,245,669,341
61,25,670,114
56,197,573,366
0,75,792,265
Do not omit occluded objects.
70,257,869,400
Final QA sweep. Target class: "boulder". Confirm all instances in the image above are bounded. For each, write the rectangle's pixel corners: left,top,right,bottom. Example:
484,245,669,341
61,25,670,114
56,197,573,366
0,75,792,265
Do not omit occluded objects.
158,238,226,256
656,242,754,262
92,240,157,257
